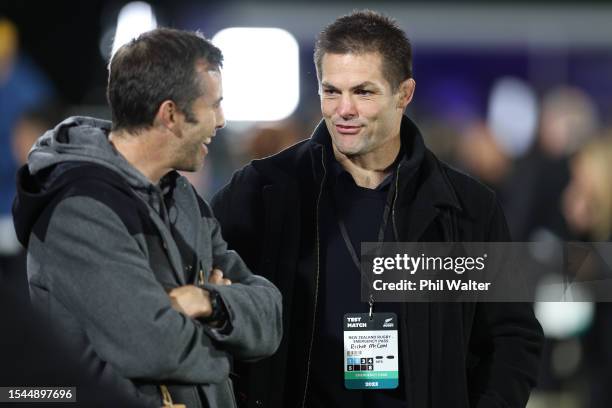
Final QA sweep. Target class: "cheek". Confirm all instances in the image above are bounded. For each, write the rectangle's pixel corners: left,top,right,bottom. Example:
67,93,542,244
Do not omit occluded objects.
356,100,385,120
199,113,213,132
321,99,337,117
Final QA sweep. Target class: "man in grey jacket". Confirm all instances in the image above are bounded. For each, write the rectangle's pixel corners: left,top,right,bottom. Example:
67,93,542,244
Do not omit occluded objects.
12,28,282,407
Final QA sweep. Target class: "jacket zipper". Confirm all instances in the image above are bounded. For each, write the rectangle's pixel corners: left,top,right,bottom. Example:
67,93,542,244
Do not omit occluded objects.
301,150,327,408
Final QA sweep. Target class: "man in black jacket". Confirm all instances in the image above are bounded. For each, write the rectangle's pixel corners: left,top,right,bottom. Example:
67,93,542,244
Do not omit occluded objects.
212,10,543,408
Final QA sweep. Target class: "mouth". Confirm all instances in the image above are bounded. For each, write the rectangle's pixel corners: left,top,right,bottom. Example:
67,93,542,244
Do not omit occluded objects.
335,124,362,135
201,136,213,155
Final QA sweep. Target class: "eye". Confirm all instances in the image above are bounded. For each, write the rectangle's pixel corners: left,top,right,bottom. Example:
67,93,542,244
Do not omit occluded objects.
322,88,339,95
355,89,373,96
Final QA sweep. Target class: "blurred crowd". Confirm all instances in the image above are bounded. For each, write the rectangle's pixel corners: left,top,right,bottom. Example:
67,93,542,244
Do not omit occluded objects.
1,13,612,408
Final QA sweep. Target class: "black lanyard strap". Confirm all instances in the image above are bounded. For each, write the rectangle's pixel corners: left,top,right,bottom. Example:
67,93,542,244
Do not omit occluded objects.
332,168,399,314
336,171,397,269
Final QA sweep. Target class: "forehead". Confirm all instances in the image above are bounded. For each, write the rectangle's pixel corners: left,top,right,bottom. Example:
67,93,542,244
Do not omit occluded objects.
194,62,222,99
320,52,388,88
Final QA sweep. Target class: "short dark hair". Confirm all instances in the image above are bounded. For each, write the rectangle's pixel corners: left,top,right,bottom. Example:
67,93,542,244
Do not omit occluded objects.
314,10,412,91
107,27,223,133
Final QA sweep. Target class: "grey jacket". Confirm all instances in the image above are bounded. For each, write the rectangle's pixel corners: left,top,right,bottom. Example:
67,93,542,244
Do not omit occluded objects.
12,116,283,407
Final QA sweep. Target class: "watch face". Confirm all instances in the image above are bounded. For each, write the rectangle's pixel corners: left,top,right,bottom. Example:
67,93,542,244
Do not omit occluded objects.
210,292,219,312
205,291,227,324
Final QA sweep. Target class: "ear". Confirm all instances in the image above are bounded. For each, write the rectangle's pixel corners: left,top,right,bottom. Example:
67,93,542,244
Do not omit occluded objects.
396,78,416,110
155,100,182,135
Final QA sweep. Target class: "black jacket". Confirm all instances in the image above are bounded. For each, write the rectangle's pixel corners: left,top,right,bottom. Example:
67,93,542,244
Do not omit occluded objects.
211,116,543,408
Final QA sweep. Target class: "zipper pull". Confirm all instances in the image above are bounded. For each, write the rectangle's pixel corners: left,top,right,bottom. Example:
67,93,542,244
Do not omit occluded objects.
198,269,205,286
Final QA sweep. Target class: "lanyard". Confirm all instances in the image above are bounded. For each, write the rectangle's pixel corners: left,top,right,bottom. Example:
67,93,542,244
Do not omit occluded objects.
332,169,398,318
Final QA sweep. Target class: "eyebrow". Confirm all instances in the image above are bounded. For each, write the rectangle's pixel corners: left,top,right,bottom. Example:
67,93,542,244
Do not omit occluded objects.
321,81,379,91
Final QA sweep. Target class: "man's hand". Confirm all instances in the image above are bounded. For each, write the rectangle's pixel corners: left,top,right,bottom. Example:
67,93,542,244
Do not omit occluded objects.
208,268,232,285
168,285,212,319
168,268,232,319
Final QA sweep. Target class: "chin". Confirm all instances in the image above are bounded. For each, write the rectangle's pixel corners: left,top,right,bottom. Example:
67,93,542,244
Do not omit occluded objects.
191,162,205,172
332,131,370,153
333,140,365,157
178,161,204,173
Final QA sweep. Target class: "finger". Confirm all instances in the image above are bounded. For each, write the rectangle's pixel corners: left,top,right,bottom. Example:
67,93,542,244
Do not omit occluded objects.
221,278,232,286
208,270,223,284
208,268,224,284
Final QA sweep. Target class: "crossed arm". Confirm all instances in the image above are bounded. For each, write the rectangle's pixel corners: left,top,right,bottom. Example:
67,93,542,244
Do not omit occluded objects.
168,268,231,320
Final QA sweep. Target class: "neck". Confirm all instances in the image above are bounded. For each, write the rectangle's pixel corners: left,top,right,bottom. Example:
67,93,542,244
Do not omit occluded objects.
332,135,401,189
108,129,170,184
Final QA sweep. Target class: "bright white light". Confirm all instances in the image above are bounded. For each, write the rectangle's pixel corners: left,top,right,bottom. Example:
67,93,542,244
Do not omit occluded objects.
213,27,300,122
533,272,595,339
535,301,594,339
487,77,538,158
111,2,157,57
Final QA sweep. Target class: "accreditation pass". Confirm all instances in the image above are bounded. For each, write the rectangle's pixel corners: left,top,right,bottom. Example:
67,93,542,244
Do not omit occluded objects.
343,312,399,389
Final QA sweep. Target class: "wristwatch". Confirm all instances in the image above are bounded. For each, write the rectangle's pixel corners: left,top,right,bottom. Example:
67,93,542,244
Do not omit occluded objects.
203,290,228,324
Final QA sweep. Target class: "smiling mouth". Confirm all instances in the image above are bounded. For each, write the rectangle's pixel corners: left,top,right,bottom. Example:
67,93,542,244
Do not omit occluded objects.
335,124,362,135
200,136,213,155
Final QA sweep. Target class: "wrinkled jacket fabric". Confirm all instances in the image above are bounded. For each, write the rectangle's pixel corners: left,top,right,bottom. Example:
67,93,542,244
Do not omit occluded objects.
13,116,283,408
211,116,544,408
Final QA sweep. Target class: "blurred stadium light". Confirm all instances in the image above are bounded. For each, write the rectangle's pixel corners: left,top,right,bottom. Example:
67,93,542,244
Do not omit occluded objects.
487,77,538,158
212,27,299,122
535,300,594,340
111,1,157,57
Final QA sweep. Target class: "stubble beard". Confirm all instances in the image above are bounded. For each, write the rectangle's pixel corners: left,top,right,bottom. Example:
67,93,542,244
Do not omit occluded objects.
175,139,205,173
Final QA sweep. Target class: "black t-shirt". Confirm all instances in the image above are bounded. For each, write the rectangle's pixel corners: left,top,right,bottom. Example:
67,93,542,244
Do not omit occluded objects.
308,159,408,408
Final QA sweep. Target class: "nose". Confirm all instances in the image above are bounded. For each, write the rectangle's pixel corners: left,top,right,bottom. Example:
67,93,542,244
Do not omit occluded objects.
337,94,357,119
216,107,226,130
